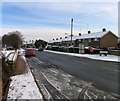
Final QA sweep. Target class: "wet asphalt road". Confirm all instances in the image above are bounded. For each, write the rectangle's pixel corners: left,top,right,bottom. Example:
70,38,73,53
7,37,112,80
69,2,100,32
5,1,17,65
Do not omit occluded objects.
35,51,119,95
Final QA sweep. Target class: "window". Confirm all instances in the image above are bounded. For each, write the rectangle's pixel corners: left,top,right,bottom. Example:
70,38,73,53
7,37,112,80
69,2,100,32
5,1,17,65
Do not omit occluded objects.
79,39,81,42
89,39,91,42
94,38,99,41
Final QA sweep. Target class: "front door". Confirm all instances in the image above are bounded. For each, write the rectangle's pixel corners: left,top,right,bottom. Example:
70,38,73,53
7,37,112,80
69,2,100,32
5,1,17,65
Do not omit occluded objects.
79,43,85,54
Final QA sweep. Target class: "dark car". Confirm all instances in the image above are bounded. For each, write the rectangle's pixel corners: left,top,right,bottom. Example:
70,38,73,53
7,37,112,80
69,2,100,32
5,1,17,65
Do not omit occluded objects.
6,47,14,50
99,48,108,56
25,48,36,57
38,47,44,51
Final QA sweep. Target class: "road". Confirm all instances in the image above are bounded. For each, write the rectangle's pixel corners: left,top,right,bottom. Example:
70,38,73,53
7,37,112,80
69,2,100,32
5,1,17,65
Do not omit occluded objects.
27,57,116,99
34,51,119,95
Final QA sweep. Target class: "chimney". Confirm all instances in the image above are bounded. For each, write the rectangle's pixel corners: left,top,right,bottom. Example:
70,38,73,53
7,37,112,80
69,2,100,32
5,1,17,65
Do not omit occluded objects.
102,28,106,32
79,33,81,36
88,31,91,34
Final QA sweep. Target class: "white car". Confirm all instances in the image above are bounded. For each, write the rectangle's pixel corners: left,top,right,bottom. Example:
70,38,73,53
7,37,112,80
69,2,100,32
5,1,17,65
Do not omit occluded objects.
18,48,25,56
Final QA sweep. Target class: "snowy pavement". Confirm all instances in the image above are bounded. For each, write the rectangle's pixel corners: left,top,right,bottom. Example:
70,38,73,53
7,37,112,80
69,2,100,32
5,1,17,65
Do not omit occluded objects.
7,68,43,100
7,56,43,100
44,50,119,62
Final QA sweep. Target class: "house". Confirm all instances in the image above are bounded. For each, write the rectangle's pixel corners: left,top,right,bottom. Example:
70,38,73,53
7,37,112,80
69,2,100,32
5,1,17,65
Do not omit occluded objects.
76,28,118,49
118,37,120,49
48,28,118,53
48,36,78,52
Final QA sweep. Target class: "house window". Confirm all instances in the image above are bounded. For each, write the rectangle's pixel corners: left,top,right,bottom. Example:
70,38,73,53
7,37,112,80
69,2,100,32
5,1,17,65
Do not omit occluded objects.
79,39,81,42
82,39,84,42
94,38,99,41
80,39,83,42
80,39,85,43
89,39,91,42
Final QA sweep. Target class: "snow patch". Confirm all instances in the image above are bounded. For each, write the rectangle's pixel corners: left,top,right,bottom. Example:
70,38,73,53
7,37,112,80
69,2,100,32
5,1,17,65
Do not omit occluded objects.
45,50,119,62
2,50,15,57
7,68,43,99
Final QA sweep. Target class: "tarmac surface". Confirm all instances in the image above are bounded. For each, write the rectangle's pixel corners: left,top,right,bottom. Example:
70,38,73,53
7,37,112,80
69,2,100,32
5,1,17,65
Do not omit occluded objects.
34,51,119,95
27,55,118,100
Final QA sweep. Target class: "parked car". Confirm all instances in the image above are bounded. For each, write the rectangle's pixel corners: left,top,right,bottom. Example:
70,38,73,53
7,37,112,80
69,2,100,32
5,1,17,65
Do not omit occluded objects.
85,46,94,54
25,48,36,57
18,48,25,56
99,48,108,56
6,47,14,50
38,47,44,51
45,45,52,50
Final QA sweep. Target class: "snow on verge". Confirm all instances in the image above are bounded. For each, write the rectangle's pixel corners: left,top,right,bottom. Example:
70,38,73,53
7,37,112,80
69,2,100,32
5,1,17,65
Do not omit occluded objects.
45,50,119,62
7,66,43,99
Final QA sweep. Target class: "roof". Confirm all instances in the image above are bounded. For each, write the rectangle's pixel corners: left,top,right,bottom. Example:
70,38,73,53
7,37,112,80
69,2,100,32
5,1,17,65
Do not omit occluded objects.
76,31,110,39
63,35,77,41
48,31,115,43
48,35,76,43
49,38,64,43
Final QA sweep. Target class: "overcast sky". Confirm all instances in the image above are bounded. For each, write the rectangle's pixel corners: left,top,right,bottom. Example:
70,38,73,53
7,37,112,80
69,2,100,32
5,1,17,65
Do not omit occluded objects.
1,1,118,42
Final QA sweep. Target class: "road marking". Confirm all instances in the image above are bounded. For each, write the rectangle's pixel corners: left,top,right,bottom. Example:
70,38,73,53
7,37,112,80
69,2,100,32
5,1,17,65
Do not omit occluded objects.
102,66,120,73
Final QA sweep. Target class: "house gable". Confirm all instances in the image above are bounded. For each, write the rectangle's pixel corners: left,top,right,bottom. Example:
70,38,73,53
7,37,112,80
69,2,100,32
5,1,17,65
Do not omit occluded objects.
100,31,118,48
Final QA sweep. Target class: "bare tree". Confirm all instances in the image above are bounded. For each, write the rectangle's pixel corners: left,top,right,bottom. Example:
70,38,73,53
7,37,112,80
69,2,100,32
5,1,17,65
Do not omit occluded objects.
2,31,24,49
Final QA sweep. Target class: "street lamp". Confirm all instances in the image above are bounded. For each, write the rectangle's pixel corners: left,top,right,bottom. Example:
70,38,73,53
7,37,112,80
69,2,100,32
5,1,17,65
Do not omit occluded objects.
71,18,73,46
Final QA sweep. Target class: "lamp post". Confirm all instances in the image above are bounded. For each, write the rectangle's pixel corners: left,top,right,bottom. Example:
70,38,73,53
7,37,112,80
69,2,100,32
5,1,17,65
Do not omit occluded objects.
71,18,73,46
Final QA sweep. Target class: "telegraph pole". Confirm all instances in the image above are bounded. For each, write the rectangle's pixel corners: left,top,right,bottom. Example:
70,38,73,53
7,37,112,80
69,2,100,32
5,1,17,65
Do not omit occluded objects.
71,18,73,46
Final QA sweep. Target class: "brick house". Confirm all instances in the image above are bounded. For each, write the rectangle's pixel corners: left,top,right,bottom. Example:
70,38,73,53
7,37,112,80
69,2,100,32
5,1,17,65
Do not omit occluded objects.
48,29,118,52
76,29,118,49
49,35,77,47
